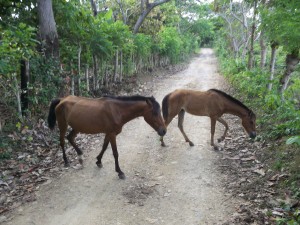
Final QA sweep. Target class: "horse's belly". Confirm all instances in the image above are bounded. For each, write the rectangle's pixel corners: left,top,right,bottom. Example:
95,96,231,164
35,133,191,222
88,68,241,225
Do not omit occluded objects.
68,121,102,134
184,106,208,116
68,117,115,134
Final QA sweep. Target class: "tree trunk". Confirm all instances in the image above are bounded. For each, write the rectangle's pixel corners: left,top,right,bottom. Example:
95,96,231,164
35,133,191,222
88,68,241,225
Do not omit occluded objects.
104,63,109,89
116,0,128,24
90,0,97,17
13,74,22,118
279,49,300,97
260,30,267,69
85,65,89,92
37,0,59,58
247,0,257,69
77,44,82,96
113,49,118,83
268,42,278,91
133,0,171,34
71,62,74,95
92,55,98,92
20,60,29,116
120,50,123,82
260,0,267,69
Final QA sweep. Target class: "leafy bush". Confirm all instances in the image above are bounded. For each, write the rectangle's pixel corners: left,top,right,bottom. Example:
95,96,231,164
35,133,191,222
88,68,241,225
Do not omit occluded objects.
157,27,183,64
286,136,300,146
133,33,152,60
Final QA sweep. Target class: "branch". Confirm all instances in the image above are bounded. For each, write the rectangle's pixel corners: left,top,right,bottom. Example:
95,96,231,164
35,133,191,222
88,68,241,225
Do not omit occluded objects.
133,0,171,34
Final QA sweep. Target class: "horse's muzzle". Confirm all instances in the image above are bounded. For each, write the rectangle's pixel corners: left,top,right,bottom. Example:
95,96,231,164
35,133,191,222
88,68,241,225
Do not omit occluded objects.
158,127,167,136
249,131,256,139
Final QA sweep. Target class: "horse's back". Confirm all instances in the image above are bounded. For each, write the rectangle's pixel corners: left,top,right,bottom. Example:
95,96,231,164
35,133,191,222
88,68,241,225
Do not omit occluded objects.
55,96,116,134
169,89,224,117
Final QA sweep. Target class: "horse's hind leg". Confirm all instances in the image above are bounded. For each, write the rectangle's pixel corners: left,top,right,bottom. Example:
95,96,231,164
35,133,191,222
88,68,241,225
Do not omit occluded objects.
67,129,83,164
217,118,229,143
178,110,194,146
57,121,69,167
96,134,110,168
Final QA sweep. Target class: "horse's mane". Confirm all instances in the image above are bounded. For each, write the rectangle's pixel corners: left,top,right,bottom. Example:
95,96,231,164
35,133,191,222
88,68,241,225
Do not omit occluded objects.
209,89,255,117
103,95,161,115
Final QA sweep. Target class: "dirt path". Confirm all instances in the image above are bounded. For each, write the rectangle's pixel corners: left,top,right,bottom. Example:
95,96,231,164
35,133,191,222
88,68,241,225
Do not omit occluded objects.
3,48,241,225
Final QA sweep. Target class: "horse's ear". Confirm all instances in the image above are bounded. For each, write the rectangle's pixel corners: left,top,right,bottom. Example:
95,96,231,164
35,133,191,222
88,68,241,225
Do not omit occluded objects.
146,98,153,107
249,111,256,119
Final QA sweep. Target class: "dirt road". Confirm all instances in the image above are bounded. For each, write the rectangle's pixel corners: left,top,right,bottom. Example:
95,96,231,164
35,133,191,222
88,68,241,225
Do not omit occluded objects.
4,48,240,225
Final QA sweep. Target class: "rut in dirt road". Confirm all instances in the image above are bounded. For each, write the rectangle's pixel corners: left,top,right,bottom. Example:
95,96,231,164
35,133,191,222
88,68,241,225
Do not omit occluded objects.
3,49,242,225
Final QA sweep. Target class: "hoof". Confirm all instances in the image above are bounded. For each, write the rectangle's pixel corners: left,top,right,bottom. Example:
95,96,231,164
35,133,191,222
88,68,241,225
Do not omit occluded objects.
189,141,194,147
118,173,126,180
96,162,103,168
213,145,221,151
78,156,83,165
161,142,166,147
217,138,224,143
64,163,70,168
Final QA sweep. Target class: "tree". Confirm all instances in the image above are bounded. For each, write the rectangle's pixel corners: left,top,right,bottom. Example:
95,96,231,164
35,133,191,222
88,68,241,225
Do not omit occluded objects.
216,0,252,59
37,0,59,58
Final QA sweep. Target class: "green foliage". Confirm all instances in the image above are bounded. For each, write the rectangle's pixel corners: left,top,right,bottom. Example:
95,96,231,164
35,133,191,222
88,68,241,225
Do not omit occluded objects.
157,27,183,63
275,209,300,225
191,19,215,47
0,23,38,117
0,23,37,75
261,0,300,52
28,56,61,114
286,136,300,146
134,34,152,60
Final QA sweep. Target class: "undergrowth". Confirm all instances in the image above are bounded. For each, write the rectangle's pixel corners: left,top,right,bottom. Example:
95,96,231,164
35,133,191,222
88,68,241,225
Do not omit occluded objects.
215,48,300,224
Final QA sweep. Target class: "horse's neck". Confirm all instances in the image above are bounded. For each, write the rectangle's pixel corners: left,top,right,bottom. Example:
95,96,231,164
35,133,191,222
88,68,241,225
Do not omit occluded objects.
224,101,248,118
120,102,145,123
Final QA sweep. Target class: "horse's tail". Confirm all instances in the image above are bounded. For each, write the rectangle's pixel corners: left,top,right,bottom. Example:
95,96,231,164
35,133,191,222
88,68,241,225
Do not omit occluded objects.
162,93,171,121
48,98,61,130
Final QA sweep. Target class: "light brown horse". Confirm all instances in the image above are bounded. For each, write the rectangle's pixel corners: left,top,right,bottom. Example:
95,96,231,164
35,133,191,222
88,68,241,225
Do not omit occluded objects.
160,89,256,149
48,95,166,179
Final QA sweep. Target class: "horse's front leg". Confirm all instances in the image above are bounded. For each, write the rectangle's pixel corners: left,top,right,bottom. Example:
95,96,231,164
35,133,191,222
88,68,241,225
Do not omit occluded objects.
160,136,166,147
109,134,125,179
210,118,219,150
178,109,194,146
217,118,229,143
96,134,110,168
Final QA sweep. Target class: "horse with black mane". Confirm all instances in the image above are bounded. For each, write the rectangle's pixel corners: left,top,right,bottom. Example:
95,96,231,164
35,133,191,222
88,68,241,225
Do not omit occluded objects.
48,95,166,179
160,89,256,149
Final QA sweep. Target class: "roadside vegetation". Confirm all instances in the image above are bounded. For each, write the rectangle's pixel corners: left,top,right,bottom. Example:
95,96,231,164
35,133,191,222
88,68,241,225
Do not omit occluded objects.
214,0,300,223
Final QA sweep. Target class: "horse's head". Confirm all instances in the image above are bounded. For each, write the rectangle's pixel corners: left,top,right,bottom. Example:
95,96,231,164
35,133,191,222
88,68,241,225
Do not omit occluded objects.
241,110,256,139
143,97,167,137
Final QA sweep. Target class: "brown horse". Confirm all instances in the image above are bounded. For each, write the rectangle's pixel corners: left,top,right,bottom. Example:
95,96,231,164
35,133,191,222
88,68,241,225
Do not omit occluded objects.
160,89,256,149
48,95,166,179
